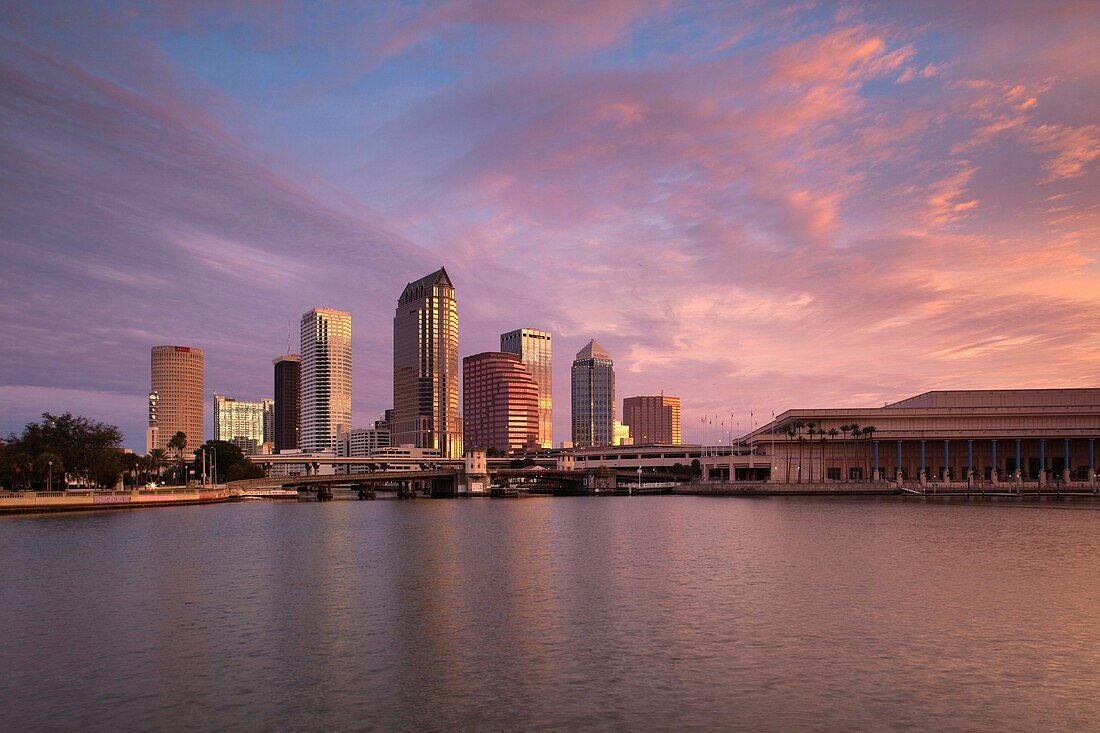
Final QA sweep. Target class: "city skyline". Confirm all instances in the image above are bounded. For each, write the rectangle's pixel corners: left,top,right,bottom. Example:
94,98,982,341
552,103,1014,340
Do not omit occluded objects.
3,2,1099,454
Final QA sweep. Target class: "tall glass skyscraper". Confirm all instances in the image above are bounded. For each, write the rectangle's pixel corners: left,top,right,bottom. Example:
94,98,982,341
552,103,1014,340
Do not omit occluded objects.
299,308,351,453
500,328,552,448
392,268,463,458
571,340,615,447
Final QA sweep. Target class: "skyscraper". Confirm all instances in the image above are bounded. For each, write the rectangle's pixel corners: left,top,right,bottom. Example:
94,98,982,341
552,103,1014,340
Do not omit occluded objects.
213,393,272,455
571,340,615,447
463,352,540,453
623,395,682,445
147,345,204,455
299,308,352,453
392,268,463,457
272,354,300,453
500,328,552,448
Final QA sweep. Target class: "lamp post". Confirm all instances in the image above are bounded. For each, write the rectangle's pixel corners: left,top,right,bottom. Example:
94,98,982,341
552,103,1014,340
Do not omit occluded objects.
47,459,53,492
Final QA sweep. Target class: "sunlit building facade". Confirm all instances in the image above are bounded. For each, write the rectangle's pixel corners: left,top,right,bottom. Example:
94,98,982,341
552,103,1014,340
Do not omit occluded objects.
702,389,1100,484
571,340,615,448
213,394,273,456
463,351,540,453
500,328,552,447
392,268,463,457
299,308,352,453
147,345,204,455
623,395,682,445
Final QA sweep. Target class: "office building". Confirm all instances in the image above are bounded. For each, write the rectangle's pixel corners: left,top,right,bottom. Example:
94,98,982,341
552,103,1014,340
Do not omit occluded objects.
500,328,553,447
213,394,272,456
147,345,204,455
299,308,352,453
613,420,633,446
273,354,300,452
571,340,615,447
623,395,682,445
392,268,463,457
463,352,540,453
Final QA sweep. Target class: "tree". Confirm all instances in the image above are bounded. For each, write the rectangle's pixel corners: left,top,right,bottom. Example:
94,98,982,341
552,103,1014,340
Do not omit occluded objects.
189,440,261,484
3,413,123,489
167,432,187,485
847,424,860,481
36,452,62,491
828,427,841,480
817,428,828,481
147,449,168,483
862,426,876,479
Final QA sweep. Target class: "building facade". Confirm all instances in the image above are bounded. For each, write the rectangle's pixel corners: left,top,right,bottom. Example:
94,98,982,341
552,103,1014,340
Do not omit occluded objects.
703,388,1100,484
463,351,540,453
147,345,204,455
571,340,615,448
299,308,352,453
392,268,463,457
213,394,272,456
500,328,553,447
272,354,300,453
623,395,682,445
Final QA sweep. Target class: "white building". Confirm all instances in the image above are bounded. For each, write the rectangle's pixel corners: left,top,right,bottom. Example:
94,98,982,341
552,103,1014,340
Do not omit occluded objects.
213,394,273,455
300,308,352,453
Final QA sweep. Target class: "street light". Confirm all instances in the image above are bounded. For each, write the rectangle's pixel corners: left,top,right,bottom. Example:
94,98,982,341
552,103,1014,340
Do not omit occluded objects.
47,459,53,492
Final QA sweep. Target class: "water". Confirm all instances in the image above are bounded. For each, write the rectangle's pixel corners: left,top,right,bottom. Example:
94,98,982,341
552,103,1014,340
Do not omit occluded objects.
2,497,1099,731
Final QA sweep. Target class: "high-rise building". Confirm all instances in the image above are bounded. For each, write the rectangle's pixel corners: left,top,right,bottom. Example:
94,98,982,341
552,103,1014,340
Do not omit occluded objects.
392,268,463,457
463,352,540,453
213,394,272,455
299,308,352,453
613,420,633,446
571,340,615,447
500,328,552,448
623,395,682,445
147,345,204,456
336,416,391,475
273,354,300,453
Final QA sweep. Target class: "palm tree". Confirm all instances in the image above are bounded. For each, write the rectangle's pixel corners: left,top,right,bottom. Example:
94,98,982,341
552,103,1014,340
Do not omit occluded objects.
826,428,839,479
784,425,796,482
147,449,168,484
804,422,816,483
862,426,876,479
847,424,861,480
10,452,33,490
36,452,62,491
817,428,827,481
167,432,187,485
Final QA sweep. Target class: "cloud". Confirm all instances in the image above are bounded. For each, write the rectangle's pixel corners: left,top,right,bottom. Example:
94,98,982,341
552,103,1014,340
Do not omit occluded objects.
1,0,1098,449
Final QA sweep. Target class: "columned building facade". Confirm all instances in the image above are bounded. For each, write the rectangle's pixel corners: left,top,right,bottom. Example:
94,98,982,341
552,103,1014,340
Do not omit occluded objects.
500,328,552,447
703,389,1100,484
299,308,352,453
147,345,204,455
463,351,540,453
392,268,463,458
623,395,682,445
273,354,300,453
571,340,615,448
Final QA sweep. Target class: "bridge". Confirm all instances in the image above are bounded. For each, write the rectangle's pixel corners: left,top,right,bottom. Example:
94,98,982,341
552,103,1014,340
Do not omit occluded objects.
230,461,682,499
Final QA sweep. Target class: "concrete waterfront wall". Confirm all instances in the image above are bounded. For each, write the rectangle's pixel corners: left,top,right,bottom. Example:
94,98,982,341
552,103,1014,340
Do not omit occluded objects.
674,482,899,496
0,489,231,514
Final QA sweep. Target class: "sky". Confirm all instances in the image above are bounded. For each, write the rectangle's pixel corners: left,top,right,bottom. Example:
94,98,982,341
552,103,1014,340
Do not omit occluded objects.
1,0,1098,452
